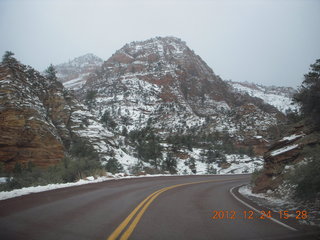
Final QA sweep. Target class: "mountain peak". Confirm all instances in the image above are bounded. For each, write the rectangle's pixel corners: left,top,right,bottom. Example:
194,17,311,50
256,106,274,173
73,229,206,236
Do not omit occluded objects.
59,53,103,69
55,53,103,89
74,36,283,142
114,36,188,63
127,36,186,48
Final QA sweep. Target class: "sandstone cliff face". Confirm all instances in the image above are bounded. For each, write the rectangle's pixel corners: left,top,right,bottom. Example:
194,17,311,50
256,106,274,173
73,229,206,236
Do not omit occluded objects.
0,64,66,169
253,123,319,193
0,60,114,170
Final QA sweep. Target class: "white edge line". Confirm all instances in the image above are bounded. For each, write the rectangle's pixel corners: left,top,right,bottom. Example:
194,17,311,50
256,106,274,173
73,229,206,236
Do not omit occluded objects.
230,185,297,231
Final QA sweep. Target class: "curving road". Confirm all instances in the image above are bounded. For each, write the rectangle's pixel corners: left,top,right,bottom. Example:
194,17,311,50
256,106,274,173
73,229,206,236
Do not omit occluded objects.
0,175,318,240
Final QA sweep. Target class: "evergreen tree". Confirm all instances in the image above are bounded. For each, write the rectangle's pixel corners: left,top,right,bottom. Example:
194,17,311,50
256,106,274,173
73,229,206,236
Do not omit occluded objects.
162,153,177,174
294,59,320,127
122,126,128,136
85,90,97,110
206,149,216,164
188,157,197,174
45,64,57,81
2,51,18,66
105,158,123,174
101,110,117,129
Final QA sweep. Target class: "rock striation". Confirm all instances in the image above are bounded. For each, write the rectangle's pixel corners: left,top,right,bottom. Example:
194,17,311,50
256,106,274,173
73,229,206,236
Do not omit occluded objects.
0,59,113,170
253,123,319,193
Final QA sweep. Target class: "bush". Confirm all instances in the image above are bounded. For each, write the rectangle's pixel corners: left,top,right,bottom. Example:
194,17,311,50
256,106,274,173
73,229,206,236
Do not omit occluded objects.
105,158,123,174
186,157,196,174
293,159,320,199
85,90,97,109
0,156,104,192
137,139,162,165
206,165,217,174
161,153,177,174
129,127,163,167
101,110,117,129
288,145,320,199
129,161,144,175
285,108,303,124
70,137,99,161
58,156,103,182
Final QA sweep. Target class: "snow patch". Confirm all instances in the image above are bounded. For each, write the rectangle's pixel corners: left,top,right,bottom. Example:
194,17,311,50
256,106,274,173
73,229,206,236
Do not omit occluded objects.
270,144,299,157
280,134,304,142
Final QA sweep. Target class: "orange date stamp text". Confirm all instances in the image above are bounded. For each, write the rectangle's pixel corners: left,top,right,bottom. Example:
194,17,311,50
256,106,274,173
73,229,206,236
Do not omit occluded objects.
211,210,308,220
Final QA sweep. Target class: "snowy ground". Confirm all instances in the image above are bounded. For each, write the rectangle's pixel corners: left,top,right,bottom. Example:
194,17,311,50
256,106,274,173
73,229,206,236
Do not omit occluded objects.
239,185,320,227
175,149,263,175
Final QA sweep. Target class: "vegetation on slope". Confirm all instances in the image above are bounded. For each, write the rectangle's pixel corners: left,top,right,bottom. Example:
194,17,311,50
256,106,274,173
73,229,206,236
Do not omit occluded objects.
253,59,320,201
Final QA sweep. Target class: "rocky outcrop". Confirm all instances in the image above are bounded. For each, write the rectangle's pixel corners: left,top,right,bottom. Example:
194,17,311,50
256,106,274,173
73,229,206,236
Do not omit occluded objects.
0,63,67,169
0,59,113,170
253,123,319,193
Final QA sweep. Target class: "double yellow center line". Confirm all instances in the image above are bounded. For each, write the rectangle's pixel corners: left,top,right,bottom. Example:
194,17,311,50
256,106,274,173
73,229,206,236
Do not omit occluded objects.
107,178,240,240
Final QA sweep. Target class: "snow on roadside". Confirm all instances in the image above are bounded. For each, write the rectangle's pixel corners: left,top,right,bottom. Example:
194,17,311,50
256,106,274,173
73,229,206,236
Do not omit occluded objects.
0,171,253,201
0,173,183,201
239,185,320,226
239,185,290,206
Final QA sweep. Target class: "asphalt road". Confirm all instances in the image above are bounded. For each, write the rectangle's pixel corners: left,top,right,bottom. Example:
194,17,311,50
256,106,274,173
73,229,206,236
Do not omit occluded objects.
0,174,319,240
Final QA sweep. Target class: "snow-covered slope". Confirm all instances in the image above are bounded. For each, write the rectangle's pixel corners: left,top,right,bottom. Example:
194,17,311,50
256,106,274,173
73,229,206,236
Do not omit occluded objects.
229,81,298,113
51,36,292,176
77,37,282,141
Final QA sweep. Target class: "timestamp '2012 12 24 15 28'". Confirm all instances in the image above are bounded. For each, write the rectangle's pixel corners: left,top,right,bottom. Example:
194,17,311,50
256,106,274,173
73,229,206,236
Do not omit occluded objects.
211,210,308,220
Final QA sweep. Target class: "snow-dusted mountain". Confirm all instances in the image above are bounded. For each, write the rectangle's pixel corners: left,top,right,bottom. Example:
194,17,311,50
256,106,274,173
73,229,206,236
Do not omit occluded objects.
55,53,103,90
74,37,282,141
229,81,298,114
3,36,286,177
16,35,303,176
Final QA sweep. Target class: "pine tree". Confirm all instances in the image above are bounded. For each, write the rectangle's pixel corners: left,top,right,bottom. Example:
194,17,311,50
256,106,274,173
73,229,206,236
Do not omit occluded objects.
2,51,18,66
162,153,177,174
188,157,197,174
45,64,57,81
105,158,123,174
294,59,320,127
206,149,216,164
122,126,128,136
85,90,97,110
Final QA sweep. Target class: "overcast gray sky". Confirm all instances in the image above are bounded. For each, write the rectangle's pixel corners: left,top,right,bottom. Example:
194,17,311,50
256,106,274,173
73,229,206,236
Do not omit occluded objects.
1,0,319,87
